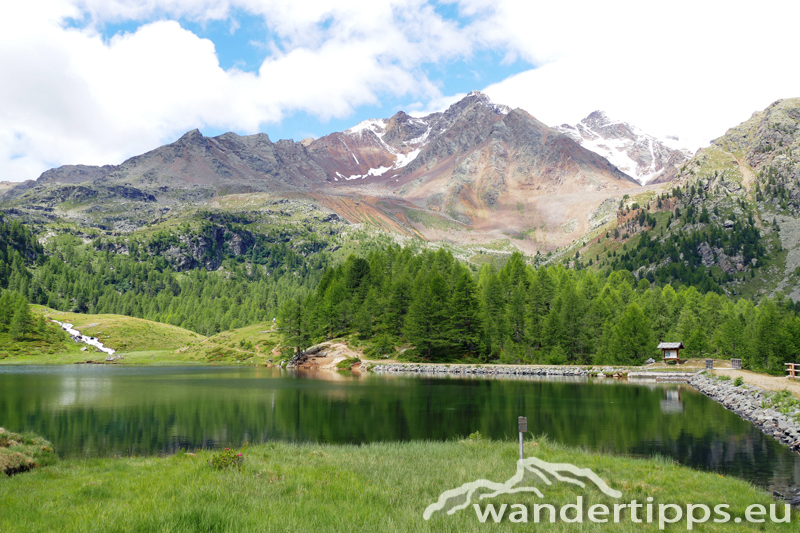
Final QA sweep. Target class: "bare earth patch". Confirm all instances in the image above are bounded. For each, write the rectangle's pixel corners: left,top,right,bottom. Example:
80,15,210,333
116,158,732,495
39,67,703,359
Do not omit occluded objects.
297,342,363,370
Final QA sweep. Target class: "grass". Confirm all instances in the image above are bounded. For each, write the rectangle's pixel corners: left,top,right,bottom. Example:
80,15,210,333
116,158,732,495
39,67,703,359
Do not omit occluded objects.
761,390,800,423
0,436,793,532
180,321,281,365
1,310,284,366
35,306,204,353
0,319,84,360
403,207,461,231
336,357,360,369
0,428,57,476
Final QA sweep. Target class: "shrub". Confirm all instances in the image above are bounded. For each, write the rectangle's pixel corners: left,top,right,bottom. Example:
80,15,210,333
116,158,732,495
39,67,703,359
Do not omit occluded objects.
209,448,244,471
733,376,744,387
336,357,360,370
468,431,483,441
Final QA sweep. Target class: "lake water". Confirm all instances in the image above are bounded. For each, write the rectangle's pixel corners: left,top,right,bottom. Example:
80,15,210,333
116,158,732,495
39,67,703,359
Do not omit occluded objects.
1,365,799,493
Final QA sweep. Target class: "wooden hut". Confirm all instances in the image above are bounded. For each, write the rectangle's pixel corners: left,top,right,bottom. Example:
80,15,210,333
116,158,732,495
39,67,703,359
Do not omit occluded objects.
658,342,684,364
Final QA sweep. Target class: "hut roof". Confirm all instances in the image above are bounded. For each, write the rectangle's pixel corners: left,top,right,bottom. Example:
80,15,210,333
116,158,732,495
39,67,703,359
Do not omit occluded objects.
657,342,684,350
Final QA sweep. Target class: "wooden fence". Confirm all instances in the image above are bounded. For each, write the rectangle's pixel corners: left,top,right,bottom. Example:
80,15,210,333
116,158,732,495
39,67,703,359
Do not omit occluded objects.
786,363,800,380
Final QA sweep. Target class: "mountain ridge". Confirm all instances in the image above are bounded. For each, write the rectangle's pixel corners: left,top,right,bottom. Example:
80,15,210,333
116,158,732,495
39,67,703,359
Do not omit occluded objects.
2,92,643,253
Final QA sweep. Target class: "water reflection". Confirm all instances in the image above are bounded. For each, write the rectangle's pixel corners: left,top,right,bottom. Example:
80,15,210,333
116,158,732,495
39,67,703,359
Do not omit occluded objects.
0,365,798,494
660,389,684,414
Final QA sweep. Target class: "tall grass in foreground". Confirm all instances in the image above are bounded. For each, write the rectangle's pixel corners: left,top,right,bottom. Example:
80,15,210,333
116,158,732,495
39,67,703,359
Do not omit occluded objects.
0,436,795,532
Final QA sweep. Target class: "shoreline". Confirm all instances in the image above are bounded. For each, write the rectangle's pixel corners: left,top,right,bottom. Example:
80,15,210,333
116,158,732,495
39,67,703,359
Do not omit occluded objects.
689,373,800,453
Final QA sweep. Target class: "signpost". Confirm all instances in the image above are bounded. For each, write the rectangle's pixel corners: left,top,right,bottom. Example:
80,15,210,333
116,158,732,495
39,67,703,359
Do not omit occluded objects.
518,416,527,461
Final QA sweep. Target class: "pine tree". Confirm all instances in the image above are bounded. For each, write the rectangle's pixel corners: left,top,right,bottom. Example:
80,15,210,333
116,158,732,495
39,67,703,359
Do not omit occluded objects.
404,272,451,359
10,297,32,341
0,291,12,331
449,270,482,356
354,289,379,339
277,297,309,355
608,303,652,364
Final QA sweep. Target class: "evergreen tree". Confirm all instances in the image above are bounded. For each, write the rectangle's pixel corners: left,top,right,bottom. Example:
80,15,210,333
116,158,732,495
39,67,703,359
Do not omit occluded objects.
606,303,652,364
277,297,309,355
10,296,32,341
449,269,482,356
404,272,451,359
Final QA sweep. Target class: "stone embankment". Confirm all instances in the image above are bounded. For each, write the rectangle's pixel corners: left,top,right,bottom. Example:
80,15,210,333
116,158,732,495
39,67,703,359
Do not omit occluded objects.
690,373,800,453
370,364,630,378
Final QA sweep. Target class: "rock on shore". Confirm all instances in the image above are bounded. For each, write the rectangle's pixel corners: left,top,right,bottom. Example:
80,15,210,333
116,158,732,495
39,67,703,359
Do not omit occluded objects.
690,373,800,452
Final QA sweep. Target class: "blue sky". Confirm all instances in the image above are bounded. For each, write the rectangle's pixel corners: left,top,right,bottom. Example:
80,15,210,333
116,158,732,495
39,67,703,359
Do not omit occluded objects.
72,6,531,142
2,1,798,181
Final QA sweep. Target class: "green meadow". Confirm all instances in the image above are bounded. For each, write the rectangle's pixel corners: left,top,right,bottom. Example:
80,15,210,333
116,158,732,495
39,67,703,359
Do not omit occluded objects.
0,436,794,532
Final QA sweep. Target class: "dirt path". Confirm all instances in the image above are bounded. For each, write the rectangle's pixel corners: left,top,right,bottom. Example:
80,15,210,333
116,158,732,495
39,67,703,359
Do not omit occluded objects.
711,368,800,399
733,153,756,193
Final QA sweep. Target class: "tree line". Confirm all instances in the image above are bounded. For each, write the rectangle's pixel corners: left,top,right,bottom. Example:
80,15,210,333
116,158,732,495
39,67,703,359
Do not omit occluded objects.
280,246,800,374
5,214,800,374
1,219,324,336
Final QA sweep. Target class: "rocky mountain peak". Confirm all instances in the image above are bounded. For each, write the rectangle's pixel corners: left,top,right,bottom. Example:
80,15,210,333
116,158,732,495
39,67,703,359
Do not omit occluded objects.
444,91,511,118
177,129,205,143
557,112,692,185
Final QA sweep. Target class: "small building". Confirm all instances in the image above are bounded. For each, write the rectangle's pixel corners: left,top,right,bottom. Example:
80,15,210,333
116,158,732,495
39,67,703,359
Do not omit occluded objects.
658,342,684,364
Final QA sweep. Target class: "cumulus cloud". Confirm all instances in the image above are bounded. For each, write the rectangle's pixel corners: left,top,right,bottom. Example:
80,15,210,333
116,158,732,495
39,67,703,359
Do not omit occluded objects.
0,0,472,181
2,0,799,182
472,0,800,148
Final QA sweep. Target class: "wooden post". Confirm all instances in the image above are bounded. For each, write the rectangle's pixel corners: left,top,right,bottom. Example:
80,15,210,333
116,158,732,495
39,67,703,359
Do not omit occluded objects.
518,416,527,461
787,363,799,380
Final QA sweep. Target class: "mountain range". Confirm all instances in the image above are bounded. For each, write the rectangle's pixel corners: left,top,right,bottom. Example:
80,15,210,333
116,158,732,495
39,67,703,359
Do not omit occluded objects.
4,92,800,301
1,91,661,251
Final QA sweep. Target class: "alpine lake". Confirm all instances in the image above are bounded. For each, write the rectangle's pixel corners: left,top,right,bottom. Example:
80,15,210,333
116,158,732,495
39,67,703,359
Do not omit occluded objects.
1,365,799,495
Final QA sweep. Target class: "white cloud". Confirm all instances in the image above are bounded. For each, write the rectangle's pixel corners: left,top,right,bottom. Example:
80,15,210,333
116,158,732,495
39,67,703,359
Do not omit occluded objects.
2,0,799,182
407,92,468,117
0,0,472,182
472,0,800,148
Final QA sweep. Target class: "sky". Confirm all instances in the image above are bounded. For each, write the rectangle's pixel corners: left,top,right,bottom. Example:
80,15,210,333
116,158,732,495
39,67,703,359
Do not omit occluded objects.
2,0,799,182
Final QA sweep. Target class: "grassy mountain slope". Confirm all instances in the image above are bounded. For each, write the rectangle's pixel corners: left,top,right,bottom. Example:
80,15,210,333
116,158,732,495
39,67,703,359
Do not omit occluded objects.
178,321,281,364
37,307,204,352
2,308,284,366
0,313,84,360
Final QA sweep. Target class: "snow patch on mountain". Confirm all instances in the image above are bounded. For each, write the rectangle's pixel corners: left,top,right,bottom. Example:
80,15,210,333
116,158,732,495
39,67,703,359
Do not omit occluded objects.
395,148,421,169
557,111,692,185
346,118,388,136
